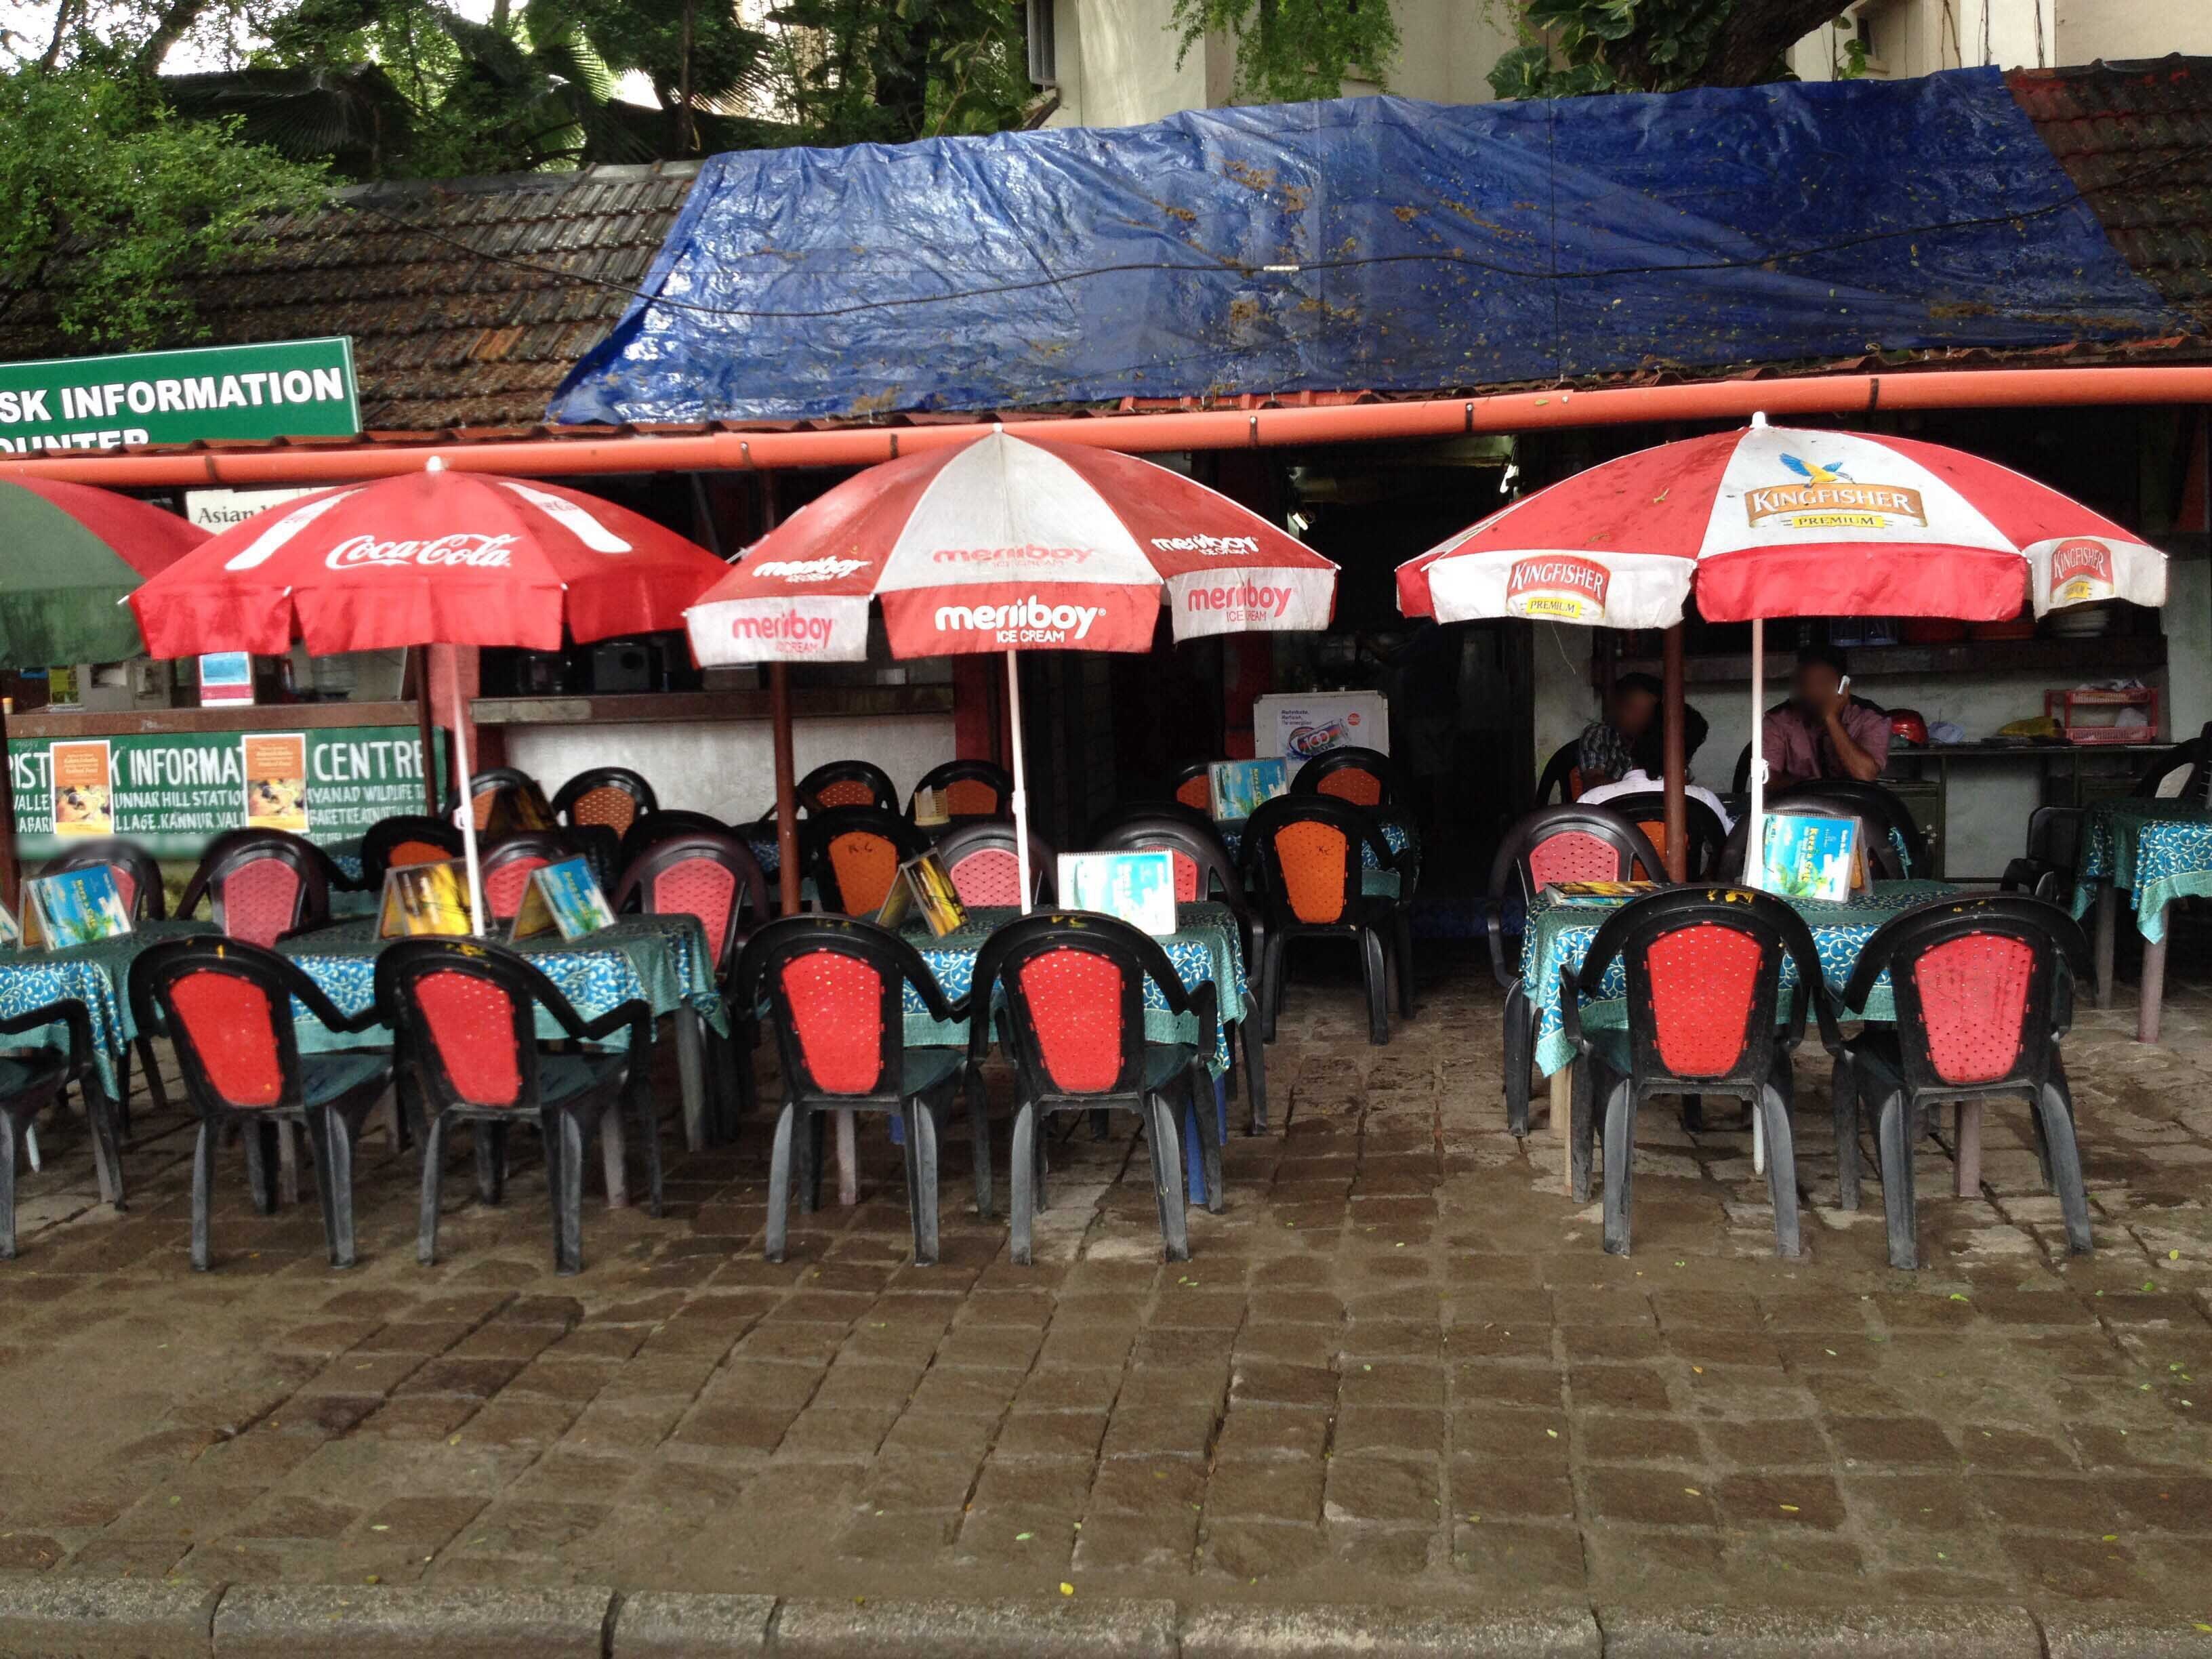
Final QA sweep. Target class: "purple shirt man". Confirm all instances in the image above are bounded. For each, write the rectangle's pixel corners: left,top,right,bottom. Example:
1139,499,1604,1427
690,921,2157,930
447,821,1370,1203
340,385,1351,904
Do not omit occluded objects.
1761,647,1890,786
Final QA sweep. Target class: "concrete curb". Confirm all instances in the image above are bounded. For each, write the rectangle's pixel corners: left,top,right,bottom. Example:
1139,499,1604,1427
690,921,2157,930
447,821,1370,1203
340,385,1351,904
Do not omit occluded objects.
2041,1606,2212,1658
0,1570,222,1659
1595,1603,2043,1659
613,1591,778,1657
1181,1601,1602,1658
769,1595,1179,1659
211,1582,615,1659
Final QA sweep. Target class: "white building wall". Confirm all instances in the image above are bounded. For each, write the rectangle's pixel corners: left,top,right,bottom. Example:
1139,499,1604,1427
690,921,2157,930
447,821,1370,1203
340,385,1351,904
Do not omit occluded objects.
1792,0,2210,82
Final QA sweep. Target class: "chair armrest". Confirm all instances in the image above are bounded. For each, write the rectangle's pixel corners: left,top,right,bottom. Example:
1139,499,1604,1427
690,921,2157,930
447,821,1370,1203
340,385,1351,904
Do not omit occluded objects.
2052,964,2076,1042
575,996,654,1053
1486,905,1516,989
0,998,94,1078
1557,964,1588,1056
281,960,385,1039
1189,979,1221,1065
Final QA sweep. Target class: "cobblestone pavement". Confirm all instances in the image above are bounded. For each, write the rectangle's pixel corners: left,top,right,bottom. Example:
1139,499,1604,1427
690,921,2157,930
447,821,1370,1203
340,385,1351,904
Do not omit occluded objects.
5,943,2212,1618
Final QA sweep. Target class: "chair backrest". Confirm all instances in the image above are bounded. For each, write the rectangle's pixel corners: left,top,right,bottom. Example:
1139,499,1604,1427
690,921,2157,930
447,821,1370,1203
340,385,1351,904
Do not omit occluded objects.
1582,886,1817,1091
375,937,551,1112
1589,791,1729,880
613,830,769,974
361,816,467,889
1244,795,1387,927
1536,741,1582,805
618,808,738,872
480,831,569,922
1844,894,2087,1098
182,832,329,948
798,760,899,815
1170,762,1216,814
1718,798,1906,884
39,838,165,920
129,937,312,1113
802,807,926,917
551,767,659,835
1774,779,1927,876
735,915,943,1107
1092,813,1243,907
1292,746,1398,810
2131,722,2212,804
909,760,1012,823
935,822,1056,909
970,912,1184,1105
1491,805,1666,901
447,767,539,832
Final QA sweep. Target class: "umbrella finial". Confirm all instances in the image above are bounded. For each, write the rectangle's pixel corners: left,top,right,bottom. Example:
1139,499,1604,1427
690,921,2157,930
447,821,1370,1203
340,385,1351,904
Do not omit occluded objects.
426,455,447,472
1750,411,1769,428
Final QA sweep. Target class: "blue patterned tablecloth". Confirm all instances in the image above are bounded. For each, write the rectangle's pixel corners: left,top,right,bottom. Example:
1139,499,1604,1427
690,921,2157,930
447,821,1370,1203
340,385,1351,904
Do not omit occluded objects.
903,902,1248,1075
279,914,726,1050
0,920,217,1097
2070,798,2212,945
1523,880,1958,1077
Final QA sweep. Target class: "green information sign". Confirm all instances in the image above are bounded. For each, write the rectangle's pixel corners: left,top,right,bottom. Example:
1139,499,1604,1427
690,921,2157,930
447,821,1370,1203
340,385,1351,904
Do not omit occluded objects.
0,337,359,454
8,725,442,860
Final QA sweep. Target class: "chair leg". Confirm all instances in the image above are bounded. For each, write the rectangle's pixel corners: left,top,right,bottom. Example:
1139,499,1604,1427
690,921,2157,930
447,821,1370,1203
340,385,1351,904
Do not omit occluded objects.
1876,1090,1919,1271
1259,933,1286,1044
1502,983,1532,1136
1147,1094,1191,1263
764,1101,798,1263
1600,1080,1637,1256
632,1089,665,1219
1757,1084,1802,1259
1241,994,1268,1134
898,1098,939,1266
1393,907,1416,1020
85,1077,125,1210
0,1109,18,1259
1831,1057,1860,1210
2034,1073,2093,1256
1361,926,1390,1046
1954,1101,1984,1199
797,1109,825,1215
1008,1101,1038,1267
1191,1069,1225,1216
550,1109,588,1275
963,1064,994,1221
1570,1061,1597,1204
474,1120,508,1205
243,1119,280,1216
417,1111,451,1266
305,1108,357,1269
190,1118,218,1272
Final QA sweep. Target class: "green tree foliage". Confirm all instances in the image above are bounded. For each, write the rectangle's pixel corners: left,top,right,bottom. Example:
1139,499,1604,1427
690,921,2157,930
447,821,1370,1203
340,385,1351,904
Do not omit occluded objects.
0,66,326,346
1487,0,1854,99
770,0,1035,145
1168,0,1401,103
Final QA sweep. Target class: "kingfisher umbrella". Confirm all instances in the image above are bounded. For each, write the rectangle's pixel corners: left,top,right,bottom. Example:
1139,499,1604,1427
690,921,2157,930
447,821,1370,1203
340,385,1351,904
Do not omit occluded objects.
129,459,731,927
1398,417,2167,863
685,426,1339,906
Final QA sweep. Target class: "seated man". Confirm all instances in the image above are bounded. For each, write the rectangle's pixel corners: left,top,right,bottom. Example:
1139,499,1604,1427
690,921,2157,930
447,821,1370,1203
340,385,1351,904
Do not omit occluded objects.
1576,672,1662,792
1581,705,1735,834
1763,644,1889,786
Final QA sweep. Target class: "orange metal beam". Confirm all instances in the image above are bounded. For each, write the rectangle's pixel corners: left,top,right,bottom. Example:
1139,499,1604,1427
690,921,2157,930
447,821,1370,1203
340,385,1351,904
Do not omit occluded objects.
3,364,2209,485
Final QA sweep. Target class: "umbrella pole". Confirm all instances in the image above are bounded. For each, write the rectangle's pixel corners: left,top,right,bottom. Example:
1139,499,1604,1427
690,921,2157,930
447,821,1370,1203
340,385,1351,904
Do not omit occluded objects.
1747,614,1766,1176
1006,651,1032,915
449,670,485,936
1661,625,1687,882
412,647,438,814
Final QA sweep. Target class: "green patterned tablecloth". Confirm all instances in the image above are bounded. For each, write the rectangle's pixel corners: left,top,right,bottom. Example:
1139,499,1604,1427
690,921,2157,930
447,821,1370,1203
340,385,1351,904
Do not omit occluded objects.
0,920,216,1096
2070,798,2212,945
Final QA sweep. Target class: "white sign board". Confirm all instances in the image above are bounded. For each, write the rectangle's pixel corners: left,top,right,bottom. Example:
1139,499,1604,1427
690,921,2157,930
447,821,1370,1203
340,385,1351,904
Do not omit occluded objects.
1254,692,1391,764
183,486,319,534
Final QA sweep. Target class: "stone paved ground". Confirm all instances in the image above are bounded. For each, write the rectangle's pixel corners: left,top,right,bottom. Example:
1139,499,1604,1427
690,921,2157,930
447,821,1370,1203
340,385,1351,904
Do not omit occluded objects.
5,941,2212,1621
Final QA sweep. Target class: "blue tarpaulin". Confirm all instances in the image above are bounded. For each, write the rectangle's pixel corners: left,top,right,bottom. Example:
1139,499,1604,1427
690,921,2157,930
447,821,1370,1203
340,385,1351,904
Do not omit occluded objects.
549,68,2177,424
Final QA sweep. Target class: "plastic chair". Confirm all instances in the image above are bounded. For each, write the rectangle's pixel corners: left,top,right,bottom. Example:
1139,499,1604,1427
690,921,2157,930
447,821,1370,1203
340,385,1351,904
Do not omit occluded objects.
376,938,661,1275
1243,795,1414,1046
361,816,466,891
1088,800,1220,844
129,937,392,1271
909,760,1012,824
1719,798,1906,884
802,807,927,917
1170,762,1216,815
935,822,1057,909
619,809,741,873
177,831,333,948
1561,886,1834,1258
2129,722,2212,802
447,767,540,832
2001,806,2085,904
1488,806,1666,1137
1588,790,1729,880
480,832,569,924
1291,746,1399,810
735,916,984,1265
0,999,105,1258
614,830,771,1144
1825,894,2093,1269
969,912,1223,1265
798,760,899,815
551,767,659,836
1536,741,1583,805
38,839,171,1120
1775,779,1928,876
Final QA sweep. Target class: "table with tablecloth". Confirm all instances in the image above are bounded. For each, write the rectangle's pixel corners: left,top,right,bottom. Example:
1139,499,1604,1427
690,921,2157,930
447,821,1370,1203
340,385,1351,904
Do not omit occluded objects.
2070,797,2212,1041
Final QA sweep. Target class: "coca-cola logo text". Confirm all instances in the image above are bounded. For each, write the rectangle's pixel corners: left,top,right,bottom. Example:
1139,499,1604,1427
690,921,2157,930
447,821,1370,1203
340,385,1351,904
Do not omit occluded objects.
325,533,518,571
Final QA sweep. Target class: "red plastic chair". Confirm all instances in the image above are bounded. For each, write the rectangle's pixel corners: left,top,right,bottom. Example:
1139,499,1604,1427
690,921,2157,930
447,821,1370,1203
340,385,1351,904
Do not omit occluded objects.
178,832,332,948
38,839,171,1120
1291,746,1399,810
801,807,926,917
551,767,658,836
909,760,1012,823
798,760,899,815
480,832,567,923
1170,762,1216,814
935,823,1056,909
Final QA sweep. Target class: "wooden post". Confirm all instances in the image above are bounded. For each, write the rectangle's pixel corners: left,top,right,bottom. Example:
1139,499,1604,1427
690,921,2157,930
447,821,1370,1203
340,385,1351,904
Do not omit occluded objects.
1661,624,1687,882
0,694,17,907
410,646,438,813
771,663,800,915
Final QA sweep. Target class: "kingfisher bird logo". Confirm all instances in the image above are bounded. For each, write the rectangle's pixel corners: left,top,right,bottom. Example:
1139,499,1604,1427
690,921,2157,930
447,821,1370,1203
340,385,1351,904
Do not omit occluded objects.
1746,453,1925,530
1780,454,1850,487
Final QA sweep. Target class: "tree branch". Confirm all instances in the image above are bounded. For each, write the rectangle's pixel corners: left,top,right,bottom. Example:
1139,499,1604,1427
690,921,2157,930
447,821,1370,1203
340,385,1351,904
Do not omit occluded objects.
131,0,217,75
1709,0,1853,85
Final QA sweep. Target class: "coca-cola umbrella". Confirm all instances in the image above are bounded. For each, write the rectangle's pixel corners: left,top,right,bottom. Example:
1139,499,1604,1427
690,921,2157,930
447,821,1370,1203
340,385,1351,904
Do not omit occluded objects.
0,478,210,899
1397,416,2167,861
129,459,731,926
684,426,1339,907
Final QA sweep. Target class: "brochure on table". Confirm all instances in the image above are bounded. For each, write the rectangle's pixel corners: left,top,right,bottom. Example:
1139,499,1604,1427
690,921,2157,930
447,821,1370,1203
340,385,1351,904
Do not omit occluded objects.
876,848,968,937
377,859,478,938
1208,758,1289,821
1060,850,1178,935
1544,880,1660,907
1254,692,1390,764
18,865,134,949
508,857,617,943
1746,813,1866,903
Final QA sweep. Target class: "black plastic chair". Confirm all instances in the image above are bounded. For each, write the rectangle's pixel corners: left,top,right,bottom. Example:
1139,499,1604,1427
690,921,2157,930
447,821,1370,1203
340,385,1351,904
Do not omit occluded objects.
1589,790,1730,881
1775,779,1928,876
798,760,899,816
1242,795,1413,1046
480,831,571,924
735,916,983,1266
909,760,1013,824
1536,740,1582,805
176,830,334,948
360,816,467,891
1719,798,1907,884
447,766,541,832
130,937,391,1271
614,830,771,1145
377,938,660,1276
38,839,171,1120
970,912,1223,1265
1488,806,1666,1137
1291,746,1399,811
1825,894,2093,1269
936,822,1056,909
2001,806,2085,904
1088,799,1221,844
551,767,659,836
1169,762,1217,815
619,808,742,872
0,999,104,1258
802,807,928,917
1561,886,1834,1258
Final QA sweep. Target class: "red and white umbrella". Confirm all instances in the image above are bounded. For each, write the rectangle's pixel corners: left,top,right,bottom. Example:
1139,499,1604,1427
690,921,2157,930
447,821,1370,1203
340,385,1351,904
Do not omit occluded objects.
688,428,1338,906
130,459,731,927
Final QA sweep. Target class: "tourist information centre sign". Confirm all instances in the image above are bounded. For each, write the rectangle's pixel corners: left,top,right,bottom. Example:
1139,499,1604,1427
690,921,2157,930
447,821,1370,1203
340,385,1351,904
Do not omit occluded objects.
0,337,359,453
